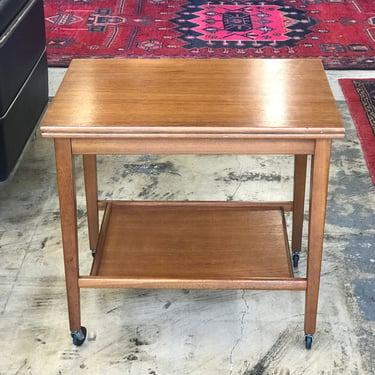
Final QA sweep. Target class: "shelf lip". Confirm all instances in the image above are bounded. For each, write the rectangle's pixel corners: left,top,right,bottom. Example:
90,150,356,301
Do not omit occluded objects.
97,200,294,211
78,276,307,290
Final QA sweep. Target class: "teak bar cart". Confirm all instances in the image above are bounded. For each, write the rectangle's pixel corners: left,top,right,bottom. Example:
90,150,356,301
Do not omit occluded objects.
40,59,345,349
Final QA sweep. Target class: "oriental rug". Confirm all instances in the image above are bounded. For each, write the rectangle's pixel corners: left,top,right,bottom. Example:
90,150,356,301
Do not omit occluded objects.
43,0,375,68
340,79,375,184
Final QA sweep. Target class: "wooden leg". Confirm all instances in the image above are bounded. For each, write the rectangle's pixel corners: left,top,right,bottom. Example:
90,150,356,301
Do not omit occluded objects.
304,140,332,336
83,154,99,253
292,155,307,254
54,139,81,333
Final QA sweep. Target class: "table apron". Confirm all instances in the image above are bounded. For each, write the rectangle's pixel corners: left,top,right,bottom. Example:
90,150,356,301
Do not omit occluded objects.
70,137,316,155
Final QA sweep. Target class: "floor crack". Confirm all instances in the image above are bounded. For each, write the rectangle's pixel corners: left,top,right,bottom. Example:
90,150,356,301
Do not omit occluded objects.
229,290,249,374
227,157,243,201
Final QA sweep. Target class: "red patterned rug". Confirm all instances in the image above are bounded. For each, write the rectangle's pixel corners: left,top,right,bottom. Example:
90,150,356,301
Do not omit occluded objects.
340,79,375,184
43,0,375,68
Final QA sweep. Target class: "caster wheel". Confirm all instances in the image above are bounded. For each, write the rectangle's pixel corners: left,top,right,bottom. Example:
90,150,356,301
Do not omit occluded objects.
305,334,313,350
292,252,300,268
71,326,87,346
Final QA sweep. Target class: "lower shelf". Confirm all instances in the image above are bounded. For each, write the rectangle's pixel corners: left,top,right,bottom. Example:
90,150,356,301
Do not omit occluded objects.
89,202,294,287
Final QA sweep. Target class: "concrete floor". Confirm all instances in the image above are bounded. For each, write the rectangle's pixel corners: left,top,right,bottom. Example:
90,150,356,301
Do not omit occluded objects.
0,68,374,374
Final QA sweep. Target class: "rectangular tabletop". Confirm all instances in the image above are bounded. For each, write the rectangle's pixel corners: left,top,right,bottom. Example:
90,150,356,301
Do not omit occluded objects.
40,59,344,139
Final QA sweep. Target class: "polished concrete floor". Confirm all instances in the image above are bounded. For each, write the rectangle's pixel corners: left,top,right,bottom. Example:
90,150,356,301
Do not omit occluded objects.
0,68,374,374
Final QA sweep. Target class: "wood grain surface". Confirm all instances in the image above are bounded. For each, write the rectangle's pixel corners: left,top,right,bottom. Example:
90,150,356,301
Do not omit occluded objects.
41,59,344,138
91,202,293,280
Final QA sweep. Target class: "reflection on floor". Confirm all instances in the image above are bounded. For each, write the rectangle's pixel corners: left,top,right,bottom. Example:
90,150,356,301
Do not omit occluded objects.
0,69,374,374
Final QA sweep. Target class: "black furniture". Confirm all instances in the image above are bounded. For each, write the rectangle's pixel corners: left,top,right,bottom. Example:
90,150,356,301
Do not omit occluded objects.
0,0,48,181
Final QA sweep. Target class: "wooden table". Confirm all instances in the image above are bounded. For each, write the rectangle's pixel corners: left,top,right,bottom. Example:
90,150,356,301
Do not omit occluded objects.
40,59,344,348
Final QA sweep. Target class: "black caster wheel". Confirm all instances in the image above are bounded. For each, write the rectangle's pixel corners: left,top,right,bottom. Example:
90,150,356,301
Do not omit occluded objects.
305,334,313,350
71,326,87,346
292,252,300,268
